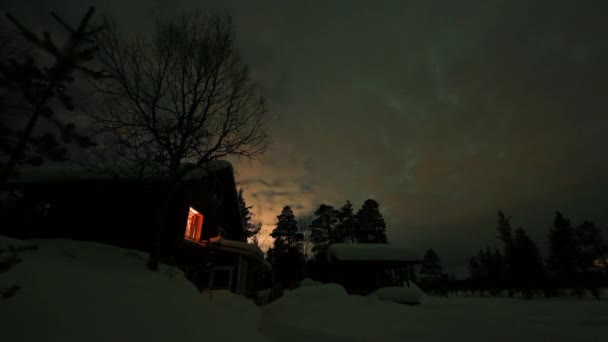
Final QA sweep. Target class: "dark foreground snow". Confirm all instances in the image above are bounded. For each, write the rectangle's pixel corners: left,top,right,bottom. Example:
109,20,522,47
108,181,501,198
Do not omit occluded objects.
2,236,607,341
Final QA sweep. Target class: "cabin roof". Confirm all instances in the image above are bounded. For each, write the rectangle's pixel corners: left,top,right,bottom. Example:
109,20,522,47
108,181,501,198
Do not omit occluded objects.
327,243,421,263
188,237,270,270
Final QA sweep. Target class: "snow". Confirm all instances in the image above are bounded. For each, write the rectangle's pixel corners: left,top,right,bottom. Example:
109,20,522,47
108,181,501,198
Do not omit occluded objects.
0,235,267,342
300,277,323,287
367,283,425,304
327,243,420,262
3,235,608,341
188,237,270,269
261,283,608,341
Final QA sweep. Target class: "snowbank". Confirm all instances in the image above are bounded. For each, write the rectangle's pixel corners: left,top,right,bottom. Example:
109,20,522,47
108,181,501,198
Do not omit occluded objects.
3,235,607,341
259,283,415,341
0,235,267,342
300,278,322,287
367,283,425,304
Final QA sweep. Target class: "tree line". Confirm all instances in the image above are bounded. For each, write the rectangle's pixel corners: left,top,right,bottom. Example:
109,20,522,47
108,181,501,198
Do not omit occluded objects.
237,195,390,291
419,210,608,299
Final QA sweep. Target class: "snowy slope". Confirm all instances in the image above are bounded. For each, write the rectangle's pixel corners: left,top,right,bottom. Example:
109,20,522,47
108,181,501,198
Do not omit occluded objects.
2,235,608,342
0,236,267,342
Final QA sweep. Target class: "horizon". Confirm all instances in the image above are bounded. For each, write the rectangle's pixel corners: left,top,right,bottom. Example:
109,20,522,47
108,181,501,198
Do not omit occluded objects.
4,0,608,276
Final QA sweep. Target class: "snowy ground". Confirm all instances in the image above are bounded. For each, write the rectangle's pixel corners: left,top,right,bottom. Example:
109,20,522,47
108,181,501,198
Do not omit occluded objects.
2,235,608,341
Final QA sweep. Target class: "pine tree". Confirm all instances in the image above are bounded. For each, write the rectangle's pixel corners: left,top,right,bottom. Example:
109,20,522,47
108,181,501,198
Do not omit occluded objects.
574,221,608,273
355,199,388,243
420,248,443,277
0,8,101,186
269,206,304,290
271,206,298,251
237,188,260,243
573,221,606,299
250,222,262,247
310,204,338,255
547,212,579,294
335,200,356,243
496,210,515,296
512,227,544,299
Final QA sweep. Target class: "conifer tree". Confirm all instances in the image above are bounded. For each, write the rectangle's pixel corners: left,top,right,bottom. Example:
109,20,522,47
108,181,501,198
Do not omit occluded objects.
512,227,544,298
355,199,388,243
271,206,298,251
335,200,356,243
573,221,606,299
237,188,261,243
269,206,304,289
420,248,443,277
547,212,578,280
310,204,338,254
496,210,515,296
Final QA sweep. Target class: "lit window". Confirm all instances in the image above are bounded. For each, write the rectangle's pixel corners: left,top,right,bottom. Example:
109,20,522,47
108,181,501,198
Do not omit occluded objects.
184,207,204,241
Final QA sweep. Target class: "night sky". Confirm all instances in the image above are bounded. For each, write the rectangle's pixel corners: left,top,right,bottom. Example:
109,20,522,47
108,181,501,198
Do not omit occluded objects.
5,0,608,274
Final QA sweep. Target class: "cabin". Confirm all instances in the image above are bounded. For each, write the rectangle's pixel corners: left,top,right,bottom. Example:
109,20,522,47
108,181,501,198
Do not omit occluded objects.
327,243,422,302
1,162,270,298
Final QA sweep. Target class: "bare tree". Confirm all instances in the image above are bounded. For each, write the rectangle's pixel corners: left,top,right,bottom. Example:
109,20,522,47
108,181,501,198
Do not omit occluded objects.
297,212,315,261
91,10,270,269
91,10,269,180
0,8,102,187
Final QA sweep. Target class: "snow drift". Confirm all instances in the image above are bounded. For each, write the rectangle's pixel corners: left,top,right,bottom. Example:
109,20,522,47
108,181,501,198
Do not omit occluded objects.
0,235,267,342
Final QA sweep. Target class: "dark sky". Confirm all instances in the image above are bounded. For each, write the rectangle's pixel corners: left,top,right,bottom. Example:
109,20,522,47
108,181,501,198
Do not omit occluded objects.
6,0,608,274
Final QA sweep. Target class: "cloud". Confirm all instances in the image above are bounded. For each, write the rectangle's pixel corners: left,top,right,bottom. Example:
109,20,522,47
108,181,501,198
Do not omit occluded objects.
9,0,608,270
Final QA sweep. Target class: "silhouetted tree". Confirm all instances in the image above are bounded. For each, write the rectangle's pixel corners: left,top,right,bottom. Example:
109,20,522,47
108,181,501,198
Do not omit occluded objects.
496,209,515,296
310,204,339,255
420,248,442,277
355,199,388,243
268,206,304,290
249,222,262,247
574,221,606,299
335,200,356,243
0,8,101,187
419,248,446,296
271,206,298,250
237,188,261,243
512,227,544,299
91,10,270,270
296,212,314,260
547,212,580,296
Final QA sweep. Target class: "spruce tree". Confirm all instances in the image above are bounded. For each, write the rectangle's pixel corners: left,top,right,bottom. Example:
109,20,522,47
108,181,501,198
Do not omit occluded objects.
269,206,304,289
310,204,338,255
512,227,544,299
335,200,356,243
271,206,298,251
237,188,260,243
496,210,515,296
547,212,579,294
420,248,443,277
574,221,605,299
355,199,388,243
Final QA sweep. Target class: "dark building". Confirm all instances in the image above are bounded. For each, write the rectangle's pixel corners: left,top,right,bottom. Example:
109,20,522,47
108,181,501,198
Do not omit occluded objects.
327,243,423,304
1,162,269,298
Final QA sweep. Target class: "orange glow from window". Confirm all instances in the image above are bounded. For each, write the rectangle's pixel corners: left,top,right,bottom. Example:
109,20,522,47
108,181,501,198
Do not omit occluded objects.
184,207,204,242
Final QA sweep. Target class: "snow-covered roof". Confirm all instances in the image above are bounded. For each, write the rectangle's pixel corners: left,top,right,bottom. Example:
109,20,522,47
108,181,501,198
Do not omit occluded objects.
8,160,232,184
192,237,270,270
327,243,420,263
